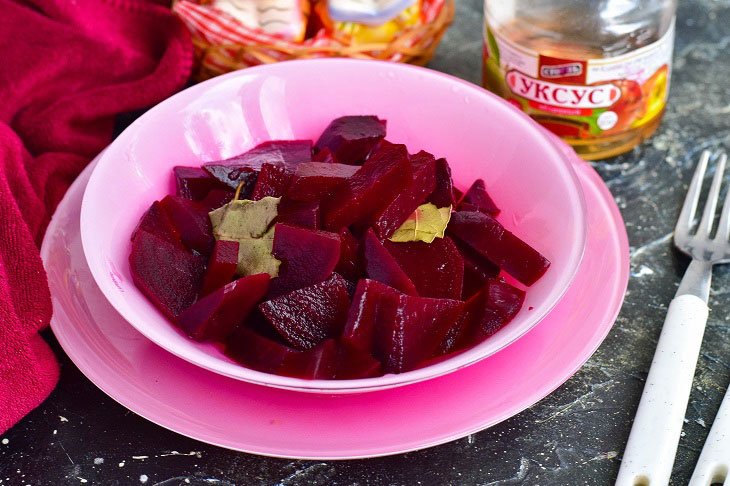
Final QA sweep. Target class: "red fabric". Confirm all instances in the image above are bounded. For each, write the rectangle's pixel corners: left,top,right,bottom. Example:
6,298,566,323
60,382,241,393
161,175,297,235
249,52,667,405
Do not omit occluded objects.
0,0,192,433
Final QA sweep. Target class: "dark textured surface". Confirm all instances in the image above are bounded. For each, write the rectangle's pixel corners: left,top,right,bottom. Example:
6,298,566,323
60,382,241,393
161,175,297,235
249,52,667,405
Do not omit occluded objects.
3,1,730,484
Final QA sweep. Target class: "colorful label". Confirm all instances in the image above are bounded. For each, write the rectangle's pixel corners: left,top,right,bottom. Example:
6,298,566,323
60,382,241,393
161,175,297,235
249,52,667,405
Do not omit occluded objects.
483,18,675,139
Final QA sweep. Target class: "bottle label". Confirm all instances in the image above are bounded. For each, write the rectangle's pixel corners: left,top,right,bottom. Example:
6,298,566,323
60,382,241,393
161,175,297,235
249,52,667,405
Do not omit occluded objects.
483,17,675,139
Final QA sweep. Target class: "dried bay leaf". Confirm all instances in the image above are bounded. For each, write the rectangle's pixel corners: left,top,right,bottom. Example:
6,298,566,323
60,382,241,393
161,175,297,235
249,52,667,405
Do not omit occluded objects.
389,203,452,244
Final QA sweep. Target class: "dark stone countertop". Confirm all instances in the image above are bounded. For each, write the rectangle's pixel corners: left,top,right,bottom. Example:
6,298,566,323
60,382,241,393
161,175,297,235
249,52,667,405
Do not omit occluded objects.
3,0,730,484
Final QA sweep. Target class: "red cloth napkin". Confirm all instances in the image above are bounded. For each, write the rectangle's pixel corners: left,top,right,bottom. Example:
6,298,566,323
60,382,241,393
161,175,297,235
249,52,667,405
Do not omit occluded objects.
0,0,192,433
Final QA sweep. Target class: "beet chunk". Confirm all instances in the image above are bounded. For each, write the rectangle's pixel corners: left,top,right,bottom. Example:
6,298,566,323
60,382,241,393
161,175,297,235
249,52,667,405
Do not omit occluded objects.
323,141,412,231
460,179,500,216
129,230,205,320
251,163,293,200
278,339,338,379
374,285,464,374
269,224,341,296
177,273,270,342
199,188,235,212
202,163,259,198
312,147,335,164
362,229,418,296
341,279,385,352
200,240,239,296
428,158,457,207
276,199,320,229
453,237,500,300
131,201,180,247
173,166,223,201
226,327,300,374
260,274,351,350
384,237,463,299
159,195,215,256
334,339,382,379
448,211,550,286
315,115,386,165
237,140,312,169
335,228,362,280
287,162,358,202
370,151,437,239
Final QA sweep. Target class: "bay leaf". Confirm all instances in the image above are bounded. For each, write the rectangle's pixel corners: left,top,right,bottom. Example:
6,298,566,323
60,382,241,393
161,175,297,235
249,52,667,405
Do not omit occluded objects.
389,203,452,244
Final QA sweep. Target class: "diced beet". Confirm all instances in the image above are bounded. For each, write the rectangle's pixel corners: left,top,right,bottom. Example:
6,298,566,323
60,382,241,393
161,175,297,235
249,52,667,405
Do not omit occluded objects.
199,188,235,212
334,339,381,379
312,147,335,164
173,166,223,201
202,164,259,197
177,274,270,342
453,186,464,202
362,228,418,296
129,230,205,320
315,115,386,165
159,195,215,256
278,339,338,379
276,199,320,229
226,327,300,374
286,162,358,202
341,279,384,352
451,279,525,351
428,158,457,207
453,237,500,300
384,237,463,300
374,287,464,374
269,224,341,296
448,211,551,286
460,179,500,216
200,240,239,296
323,141,412,231
260,274,350,350
370,151,437,239
335,228,362,280
251,163,293,200
131,201,181,247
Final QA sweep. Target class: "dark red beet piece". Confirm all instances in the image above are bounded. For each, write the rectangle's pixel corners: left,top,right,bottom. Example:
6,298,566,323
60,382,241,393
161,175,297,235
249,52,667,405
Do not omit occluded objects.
315,115,386,165
173,166,223,201
334,339,381,379
131,201,181,247
278,339,338,379
129,230,205,320
251,163,293,200
312,147,336,163
269,224,341,296
428,158,457,207
202,163,259,198
341,279,384,352
370,151,437,239
448,211,551,286
460,179,500,216
199,188,235,211
362,228,418,296
159,195,215,256
236,140,312,169
323,141,412,231
453,237,500,300
335,228,362,280
451,279,525,351
260,274,351,350
200,240,239,296
374,288,464,374
177,274,270,342
276,199,320,229
384,237,464,299
286,162,358,202
226,327,300,374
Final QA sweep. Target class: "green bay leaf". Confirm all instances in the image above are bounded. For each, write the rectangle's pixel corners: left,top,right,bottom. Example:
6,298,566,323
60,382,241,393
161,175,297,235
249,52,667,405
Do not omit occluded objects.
389,203,452,244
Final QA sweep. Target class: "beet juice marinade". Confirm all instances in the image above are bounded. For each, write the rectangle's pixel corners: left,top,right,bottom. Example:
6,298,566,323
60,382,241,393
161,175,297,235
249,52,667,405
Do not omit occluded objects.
483,0,677,160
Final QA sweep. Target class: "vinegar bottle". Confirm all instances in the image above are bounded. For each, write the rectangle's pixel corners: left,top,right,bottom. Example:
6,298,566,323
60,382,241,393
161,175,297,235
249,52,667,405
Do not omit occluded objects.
483,0,677,160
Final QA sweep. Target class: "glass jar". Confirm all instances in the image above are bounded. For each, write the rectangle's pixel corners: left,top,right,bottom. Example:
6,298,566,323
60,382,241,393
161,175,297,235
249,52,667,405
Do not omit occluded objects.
483,0,677,160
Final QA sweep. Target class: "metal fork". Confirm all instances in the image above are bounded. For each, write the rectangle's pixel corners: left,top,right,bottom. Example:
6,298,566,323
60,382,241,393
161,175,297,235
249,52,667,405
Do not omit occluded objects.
616,150,729,486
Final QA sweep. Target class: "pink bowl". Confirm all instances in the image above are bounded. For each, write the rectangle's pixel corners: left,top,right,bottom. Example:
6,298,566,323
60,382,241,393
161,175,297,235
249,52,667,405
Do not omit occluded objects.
80,59,587,393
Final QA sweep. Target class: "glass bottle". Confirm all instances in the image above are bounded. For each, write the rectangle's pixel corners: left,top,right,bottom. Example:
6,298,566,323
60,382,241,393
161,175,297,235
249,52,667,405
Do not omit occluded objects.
483,0,677,160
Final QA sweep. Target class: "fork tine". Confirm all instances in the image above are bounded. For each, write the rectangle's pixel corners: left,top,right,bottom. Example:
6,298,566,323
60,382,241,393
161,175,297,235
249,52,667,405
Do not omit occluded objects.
713,152,730,240
697,151,727,236
677,150,711,234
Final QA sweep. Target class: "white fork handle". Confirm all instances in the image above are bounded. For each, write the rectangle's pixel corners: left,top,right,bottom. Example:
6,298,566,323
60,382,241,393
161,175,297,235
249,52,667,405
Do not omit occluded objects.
616,294,709,486
688,385,730,485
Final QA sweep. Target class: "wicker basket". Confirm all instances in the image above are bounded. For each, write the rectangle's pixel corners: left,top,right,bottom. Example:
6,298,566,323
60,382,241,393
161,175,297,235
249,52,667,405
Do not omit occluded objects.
181,0,454,81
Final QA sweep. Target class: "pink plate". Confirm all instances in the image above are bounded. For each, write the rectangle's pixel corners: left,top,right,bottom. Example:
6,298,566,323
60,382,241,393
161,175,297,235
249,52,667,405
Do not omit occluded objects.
42,149,628,459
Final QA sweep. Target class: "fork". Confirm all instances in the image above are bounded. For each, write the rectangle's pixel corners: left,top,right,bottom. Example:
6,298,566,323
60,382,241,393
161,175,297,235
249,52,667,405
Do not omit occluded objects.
616,150,729,486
